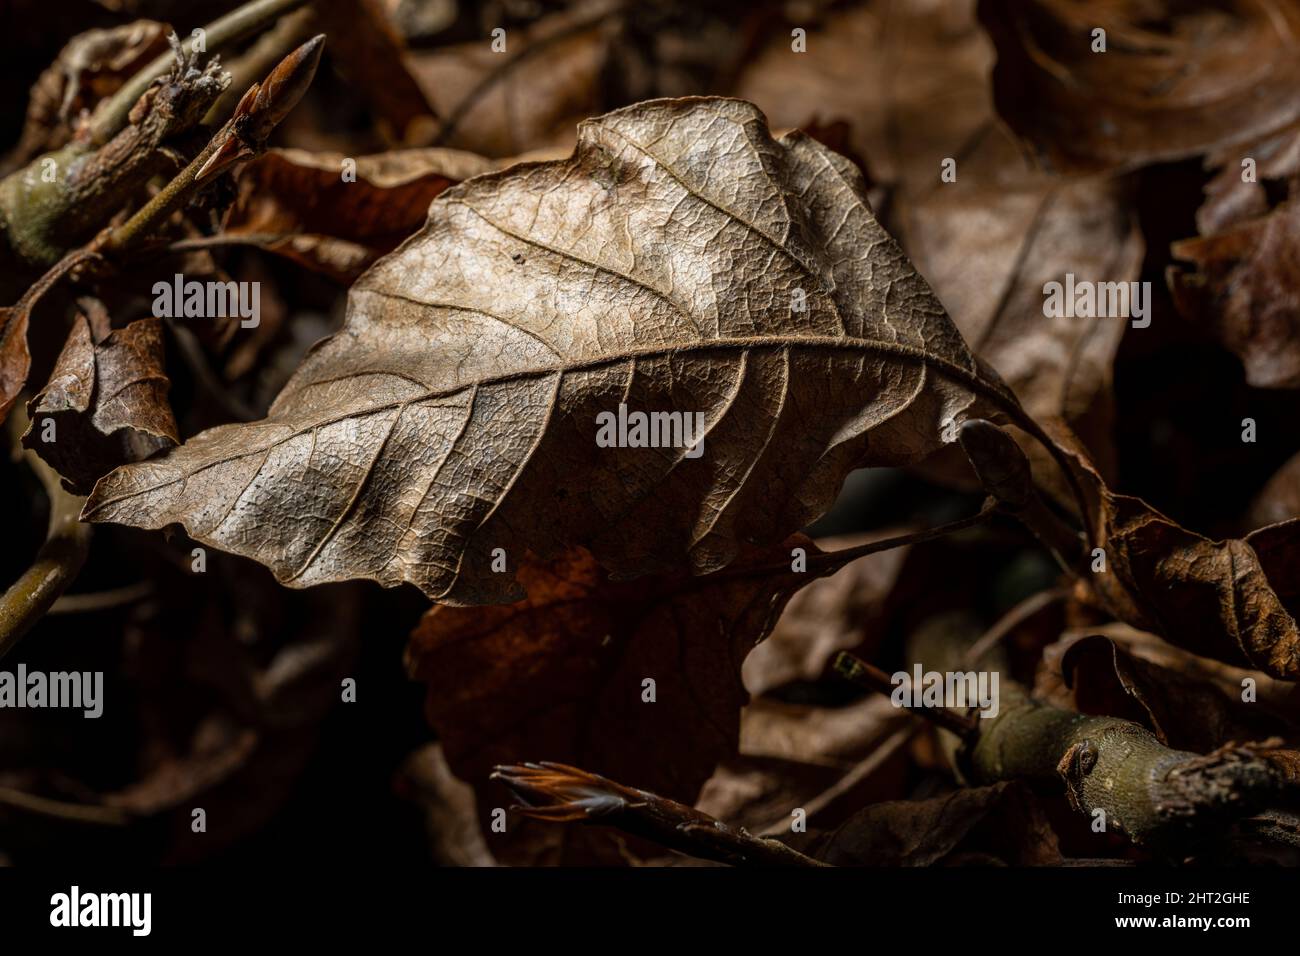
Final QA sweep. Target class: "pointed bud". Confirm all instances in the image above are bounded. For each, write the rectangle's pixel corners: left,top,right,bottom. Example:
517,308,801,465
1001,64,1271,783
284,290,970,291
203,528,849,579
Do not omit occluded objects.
243,33,325,145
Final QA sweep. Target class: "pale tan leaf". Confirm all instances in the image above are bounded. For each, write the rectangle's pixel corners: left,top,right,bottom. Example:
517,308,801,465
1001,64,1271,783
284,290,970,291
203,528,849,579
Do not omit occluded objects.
85,97,1010,604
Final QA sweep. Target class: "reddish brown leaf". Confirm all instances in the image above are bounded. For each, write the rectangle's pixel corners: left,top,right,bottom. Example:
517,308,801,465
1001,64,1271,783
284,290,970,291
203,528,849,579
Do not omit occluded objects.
220,146,497,282
404,540,816,864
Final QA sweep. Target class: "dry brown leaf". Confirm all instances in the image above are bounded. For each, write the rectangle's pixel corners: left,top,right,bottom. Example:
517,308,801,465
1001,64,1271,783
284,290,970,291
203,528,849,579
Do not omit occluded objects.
1057,425,1300,678
741,528,911,696
902,130,1143,486
1195,126,1300,237
1,20,169,174
1051,634,1296,752
1170,202,1300,391
814,782,1061,866
738,1,1142,488
409,0,621,156
0,249,90,424
85,97,1010,604
701,694,914,837
980,0,1300,174
21,307,178,494
735,0,991,192
220,146,498,283
394,743,497,867
310,0,438,145
1045,622,1300,722
404,541,814,864
0,303,30,424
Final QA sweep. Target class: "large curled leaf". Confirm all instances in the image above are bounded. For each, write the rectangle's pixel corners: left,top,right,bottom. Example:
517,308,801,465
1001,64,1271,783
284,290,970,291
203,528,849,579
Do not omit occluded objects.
85,97,1008,604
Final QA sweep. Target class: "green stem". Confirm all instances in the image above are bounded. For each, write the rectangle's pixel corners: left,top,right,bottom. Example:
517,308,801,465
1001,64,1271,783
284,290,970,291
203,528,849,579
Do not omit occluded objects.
0,412,92,661
99,132,224,257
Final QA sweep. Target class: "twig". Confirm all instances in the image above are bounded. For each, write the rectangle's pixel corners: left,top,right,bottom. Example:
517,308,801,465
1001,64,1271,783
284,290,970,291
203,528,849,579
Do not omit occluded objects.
49,580,153,615
99,34,325,258
0,786,129,826
90,0,314,144
832,651,978,736
710,499,999,585
0,409,92,661
912,614,1293,847
963,586,1068,667
492,762,829,867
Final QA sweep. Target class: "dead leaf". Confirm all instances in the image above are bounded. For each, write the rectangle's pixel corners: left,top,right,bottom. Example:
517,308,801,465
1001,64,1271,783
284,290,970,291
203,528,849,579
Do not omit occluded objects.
741,528,911,696
404,541,813,864
1054,634,1295,752
1170,202,1300,390
411,0,622,156
1057,424,1300,678
0,248,93,425
1046,622,1300,724
902,130,1143,487
696,694,914,840
741,1,1142,489
310,0,439,145
736,0,991,191
219,146,498,283
1195,126,1300,237
0,304,31,425
1,20,169,175
699,729,916,838
980,0,1300,174
813,781,1061,866
22,307,177,494
85,97,1009,605
394,743,497,866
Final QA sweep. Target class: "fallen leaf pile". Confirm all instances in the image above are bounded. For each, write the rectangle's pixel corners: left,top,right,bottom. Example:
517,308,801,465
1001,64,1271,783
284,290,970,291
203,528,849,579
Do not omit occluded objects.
1,0,1299,870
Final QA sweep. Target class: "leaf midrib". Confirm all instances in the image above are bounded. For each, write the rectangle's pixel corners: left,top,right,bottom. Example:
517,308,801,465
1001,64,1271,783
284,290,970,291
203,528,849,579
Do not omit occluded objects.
83,333,997,516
